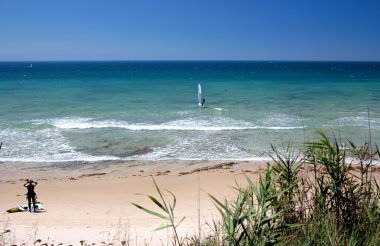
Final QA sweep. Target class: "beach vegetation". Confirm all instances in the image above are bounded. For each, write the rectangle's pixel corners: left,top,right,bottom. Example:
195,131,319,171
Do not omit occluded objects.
132,177,185,245
209,166,300,245
134,130,380,245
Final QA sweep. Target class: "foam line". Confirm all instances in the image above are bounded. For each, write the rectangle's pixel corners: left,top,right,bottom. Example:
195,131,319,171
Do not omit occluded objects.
33,118,304,131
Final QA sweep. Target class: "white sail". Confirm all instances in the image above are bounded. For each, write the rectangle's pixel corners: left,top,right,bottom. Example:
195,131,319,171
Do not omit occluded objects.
198,83,202,106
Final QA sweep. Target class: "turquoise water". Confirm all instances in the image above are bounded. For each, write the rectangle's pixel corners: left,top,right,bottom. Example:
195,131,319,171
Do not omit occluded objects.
1,61,380,162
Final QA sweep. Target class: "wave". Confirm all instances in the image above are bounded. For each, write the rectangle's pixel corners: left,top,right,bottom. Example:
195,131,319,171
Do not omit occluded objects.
0,115,304,163
122,133,269,161
0,128,120,163
327,117,380,129
0,155,120,163
0,126,270,162
32,117,304,131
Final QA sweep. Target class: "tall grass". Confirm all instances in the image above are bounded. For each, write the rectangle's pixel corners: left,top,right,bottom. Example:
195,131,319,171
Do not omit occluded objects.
209,166,300,245
270,143,305,224
280,131,380,245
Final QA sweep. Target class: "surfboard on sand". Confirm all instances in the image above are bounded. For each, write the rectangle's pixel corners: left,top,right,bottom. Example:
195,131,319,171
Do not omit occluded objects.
7,202,45,213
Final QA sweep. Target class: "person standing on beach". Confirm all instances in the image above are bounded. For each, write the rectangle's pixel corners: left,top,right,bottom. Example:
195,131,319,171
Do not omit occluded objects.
24,179,38,212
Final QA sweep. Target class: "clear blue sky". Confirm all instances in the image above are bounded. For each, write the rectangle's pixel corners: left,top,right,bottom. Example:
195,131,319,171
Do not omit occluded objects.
0,0,379,61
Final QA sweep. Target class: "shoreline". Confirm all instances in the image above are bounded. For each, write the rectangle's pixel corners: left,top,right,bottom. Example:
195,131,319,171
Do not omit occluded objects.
0,160,267,245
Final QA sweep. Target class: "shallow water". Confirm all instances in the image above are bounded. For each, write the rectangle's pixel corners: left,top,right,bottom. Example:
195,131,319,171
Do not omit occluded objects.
1,61,380,162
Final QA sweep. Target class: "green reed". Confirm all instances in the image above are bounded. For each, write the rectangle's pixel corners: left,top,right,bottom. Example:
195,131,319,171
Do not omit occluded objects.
132,177,185,245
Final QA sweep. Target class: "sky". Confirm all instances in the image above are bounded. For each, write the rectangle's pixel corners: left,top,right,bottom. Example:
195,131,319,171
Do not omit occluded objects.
0,0,379,61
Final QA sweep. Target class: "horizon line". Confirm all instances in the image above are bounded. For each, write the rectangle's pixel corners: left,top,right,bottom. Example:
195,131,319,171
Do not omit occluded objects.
1,59,380,63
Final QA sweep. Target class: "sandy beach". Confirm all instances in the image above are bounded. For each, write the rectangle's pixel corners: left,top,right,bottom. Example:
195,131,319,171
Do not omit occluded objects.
0,160,266,245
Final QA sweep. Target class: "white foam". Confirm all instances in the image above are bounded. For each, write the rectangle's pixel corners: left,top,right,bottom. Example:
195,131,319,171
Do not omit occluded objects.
0,127,120,163
257,113,307,128
1,116,305,162
124,133,265,161
0,155,120,163
335,117,380,129
32,117,304,131
32,118,121,130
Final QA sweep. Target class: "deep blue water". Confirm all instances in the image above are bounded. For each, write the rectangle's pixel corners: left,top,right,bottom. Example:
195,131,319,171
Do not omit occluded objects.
1,61,380,162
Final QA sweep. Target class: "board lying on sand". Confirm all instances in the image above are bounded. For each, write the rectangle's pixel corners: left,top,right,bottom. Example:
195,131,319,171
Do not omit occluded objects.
7,202,44,213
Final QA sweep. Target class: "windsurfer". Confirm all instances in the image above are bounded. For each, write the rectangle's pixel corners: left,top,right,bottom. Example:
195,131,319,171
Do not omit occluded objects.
201,98,205,106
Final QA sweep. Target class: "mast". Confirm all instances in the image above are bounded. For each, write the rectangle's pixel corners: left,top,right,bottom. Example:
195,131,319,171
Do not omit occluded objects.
198,83,202,106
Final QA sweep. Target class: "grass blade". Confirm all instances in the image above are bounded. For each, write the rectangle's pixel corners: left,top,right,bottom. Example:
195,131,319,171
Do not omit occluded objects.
131,203,169,220
148,195,168,213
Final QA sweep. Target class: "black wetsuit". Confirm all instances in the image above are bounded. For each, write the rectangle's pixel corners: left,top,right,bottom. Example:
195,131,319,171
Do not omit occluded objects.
24,182,37,212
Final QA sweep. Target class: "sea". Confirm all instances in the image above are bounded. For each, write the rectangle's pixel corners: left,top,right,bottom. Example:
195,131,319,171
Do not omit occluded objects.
1,61,380,163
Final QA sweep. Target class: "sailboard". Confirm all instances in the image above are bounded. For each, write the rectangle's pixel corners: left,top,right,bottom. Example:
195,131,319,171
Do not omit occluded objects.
7,202,45,213
18,203,44,211
198,83,202,106
198,83,206,107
